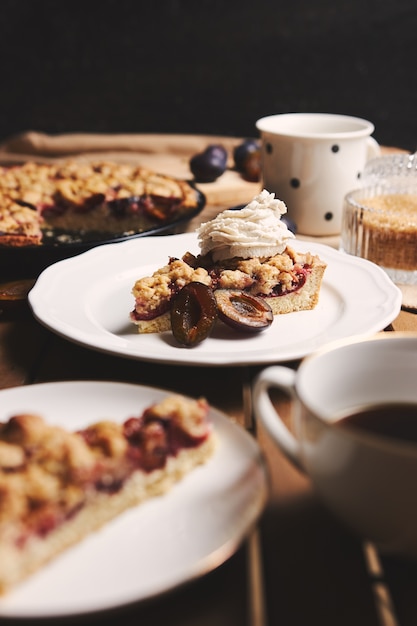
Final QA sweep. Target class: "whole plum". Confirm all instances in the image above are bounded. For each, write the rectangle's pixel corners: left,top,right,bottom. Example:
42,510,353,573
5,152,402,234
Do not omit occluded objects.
189,144,228,183
233,139,259,169
233,139,261,181
280,215,297,234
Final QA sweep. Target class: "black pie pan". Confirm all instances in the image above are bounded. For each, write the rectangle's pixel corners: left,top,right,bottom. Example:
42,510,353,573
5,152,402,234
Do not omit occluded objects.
0,187,205,281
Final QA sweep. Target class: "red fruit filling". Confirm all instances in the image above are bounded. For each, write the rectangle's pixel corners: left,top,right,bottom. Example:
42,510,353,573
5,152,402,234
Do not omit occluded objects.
131,255,313,322
10,411,209,547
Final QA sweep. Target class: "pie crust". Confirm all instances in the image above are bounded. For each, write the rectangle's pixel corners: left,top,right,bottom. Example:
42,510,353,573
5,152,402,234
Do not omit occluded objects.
130,246,327,333
0,160,202,246
0,394,215,593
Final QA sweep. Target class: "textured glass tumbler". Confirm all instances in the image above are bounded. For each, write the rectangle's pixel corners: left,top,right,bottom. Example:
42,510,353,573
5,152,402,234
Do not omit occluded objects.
362,153,417,187
340,184,417,286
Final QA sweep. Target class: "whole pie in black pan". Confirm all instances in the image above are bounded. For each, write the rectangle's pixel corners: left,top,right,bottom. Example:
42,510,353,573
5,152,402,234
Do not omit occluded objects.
0,160,205,278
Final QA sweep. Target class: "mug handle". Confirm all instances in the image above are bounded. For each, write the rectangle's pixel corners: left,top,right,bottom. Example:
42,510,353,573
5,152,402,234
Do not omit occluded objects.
366,136,381,160
253,366,305,472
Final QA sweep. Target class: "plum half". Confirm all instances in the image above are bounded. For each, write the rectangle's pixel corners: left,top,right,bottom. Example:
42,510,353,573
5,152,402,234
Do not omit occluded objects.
170,282,217,347
214,289,273,333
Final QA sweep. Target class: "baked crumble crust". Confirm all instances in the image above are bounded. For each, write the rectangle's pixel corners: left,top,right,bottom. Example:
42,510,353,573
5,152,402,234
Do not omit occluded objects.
131,246,325,322
0,393,217,594
0,160,201,246
0,196,42,239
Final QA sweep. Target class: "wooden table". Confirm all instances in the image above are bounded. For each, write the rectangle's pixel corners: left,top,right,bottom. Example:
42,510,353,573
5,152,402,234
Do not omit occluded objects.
0,136,417,626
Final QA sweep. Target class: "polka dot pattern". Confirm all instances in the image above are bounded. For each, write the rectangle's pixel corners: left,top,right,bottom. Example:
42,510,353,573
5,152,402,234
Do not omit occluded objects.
262,139,363,231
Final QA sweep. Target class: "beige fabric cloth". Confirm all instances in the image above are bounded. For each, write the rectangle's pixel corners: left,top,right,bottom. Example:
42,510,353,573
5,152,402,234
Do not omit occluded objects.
0,131,246,158
0,130,406,160
0,131,408,157
0,131,263,208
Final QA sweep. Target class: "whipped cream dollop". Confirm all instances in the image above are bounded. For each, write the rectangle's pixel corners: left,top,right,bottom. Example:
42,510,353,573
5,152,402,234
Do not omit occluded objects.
197,189,295,261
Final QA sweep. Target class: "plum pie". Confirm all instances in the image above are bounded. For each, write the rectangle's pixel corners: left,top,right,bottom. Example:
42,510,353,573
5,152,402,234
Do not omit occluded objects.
0,160,202,246
0,394,216,593
130,192,327,337
130,245,327,334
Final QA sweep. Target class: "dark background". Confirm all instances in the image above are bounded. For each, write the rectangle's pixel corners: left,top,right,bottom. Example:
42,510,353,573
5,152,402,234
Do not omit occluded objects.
1,0,416,150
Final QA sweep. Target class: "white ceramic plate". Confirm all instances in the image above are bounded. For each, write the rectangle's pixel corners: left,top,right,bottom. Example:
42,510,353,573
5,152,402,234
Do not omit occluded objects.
29,233,402,366
0,381,268,618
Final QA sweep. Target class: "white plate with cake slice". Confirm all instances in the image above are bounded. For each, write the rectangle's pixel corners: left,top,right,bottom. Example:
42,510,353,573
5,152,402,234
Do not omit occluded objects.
0,380,268,618
28,232,402,366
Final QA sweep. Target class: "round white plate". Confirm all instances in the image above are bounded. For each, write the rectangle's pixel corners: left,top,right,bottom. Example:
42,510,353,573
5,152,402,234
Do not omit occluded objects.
0,381,268,618
29,232,402,366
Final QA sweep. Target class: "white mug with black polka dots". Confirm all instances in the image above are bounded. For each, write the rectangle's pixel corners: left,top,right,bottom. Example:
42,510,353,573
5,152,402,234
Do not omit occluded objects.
256,113,380,236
